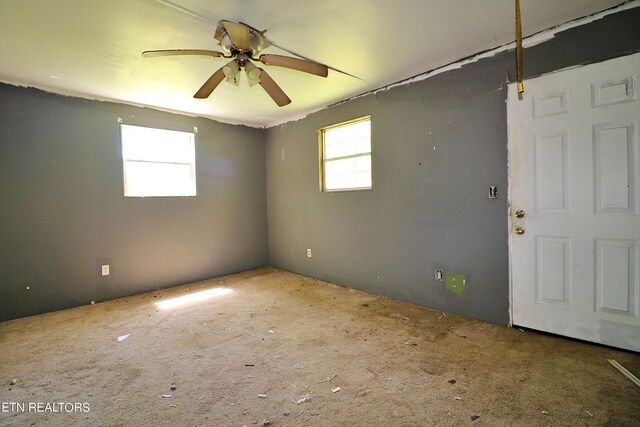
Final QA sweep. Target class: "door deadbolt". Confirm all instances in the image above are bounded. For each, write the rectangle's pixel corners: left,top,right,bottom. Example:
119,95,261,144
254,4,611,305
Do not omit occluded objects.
515,227,525,235
515,209,525,219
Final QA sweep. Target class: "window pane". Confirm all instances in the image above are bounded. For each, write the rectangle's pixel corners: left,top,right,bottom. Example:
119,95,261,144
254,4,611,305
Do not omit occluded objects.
124,161,195,197
326,174,364,191
339,157,356,175
325,174,341,190
354,120,371,138
324,142,341,160
325,125,355,146
324,155,371,191
344,173,358,189
356,137,371,154
356,155,371,172
324,160,340,176
327,119,370,142
121,125,194,163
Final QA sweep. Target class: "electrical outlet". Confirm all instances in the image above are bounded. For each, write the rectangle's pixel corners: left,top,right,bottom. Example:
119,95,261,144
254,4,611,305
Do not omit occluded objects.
101,265,110,276
307,249,312,258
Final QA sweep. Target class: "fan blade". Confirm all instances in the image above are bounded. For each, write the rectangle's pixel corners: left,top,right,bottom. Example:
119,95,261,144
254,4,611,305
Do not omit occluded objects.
221,20,250,52
194,67,225,99
262,38,363,81
259,69,291,107
142,49,225,58
259,54,328,77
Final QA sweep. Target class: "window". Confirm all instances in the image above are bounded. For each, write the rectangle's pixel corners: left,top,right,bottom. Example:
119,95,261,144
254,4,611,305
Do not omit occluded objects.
121,124,196,197
319,116,372,191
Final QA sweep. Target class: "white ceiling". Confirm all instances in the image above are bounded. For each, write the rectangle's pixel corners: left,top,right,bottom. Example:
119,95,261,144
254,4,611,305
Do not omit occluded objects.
0,0,629,127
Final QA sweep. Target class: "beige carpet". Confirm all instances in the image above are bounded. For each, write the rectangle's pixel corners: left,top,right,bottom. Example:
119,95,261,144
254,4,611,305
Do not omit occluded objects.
1,268,638,426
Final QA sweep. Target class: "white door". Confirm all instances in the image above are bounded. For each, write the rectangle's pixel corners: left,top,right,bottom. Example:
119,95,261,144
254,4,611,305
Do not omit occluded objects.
508,52,640,352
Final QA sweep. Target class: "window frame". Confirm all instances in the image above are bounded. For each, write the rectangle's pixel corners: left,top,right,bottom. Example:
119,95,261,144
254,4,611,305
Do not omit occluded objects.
318,115,372,193
120,124,197,198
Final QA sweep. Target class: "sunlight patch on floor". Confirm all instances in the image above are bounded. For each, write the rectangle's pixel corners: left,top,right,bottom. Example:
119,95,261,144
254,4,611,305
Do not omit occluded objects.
154,287,234,309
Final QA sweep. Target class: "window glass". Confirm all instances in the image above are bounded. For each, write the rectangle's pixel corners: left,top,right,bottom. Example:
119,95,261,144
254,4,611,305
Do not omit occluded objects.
121,124,196,197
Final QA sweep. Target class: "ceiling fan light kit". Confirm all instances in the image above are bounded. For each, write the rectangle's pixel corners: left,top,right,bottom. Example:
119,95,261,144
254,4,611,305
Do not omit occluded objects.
244,61,261,87
222,59,240,86
142,20,331,107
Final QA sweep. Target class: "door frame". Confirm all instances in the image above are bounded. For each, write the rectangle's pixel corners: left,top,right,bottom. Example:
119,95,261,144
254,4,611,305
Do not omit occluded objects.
506,81,518,328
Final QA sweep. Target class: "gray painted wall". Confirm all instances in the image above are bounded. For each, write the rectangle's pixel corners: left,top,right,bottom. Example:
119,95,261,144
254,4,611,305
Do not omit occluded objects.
0,85,268,321
1,7,638,324
265,6,640,325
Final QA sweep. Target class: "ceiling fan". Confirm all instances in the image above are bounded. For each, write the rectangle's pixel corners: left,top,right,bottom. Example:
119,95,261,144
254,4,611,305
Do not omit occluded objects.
142,20,330,107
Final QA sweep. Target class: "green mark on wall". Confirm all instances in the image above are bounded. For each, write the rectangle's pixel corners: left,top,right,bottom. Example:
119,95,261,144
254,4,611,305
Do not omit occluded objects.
445,273,465,296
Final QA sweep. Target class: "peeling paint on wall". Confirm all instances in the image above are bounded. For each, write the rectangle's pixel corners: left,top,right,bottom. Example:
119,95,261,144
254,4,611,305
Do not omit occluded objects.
445,273,466,296
314,1,640,117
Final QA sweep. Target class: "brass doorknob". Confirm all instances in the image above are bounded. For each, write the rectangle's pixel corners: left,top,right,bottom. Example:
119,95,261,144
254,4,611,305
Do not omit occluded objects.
515,209,525,219
515,227,525,235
